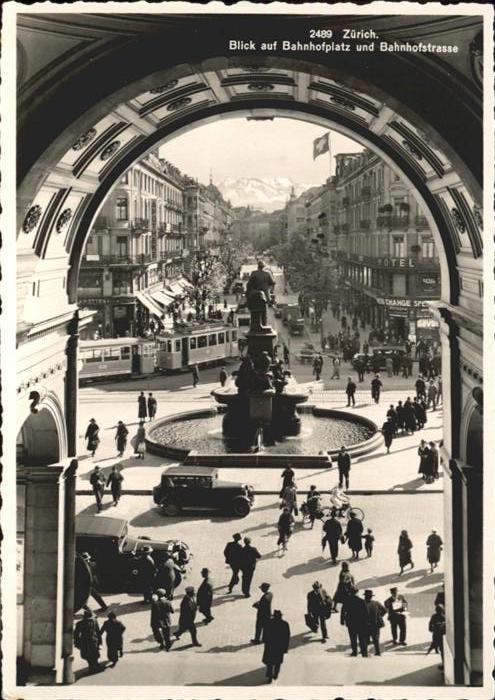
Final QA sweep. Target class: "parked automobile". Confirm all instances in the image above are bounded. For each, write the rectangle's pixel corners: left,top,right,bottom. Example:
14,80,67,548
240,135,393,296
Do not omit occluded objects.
352,346,406,372
153,465,255,518
75,514,191,593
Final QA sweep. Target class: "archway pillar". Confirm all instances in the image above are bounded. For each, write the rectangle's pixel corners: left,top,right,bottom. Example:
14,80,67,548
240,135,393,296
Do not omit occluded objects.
18,463,76,685
431,302,483,686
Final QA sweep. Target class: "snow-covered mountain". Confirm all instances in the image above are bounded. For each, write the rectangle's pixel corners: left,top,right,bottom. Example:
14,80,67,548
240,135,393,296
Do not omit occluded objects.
218,177,317,212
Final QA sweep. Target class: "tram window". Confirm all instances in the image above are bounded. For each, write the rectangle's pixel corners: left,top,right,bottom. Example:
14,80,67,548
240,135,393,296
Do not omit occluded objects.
209,334,217,346
166,340,172,353
121,346,131,360
189,337,197,350
232,330,237,341
198,335,207,348
107,347,121,361
218,332,225,344
86,349,103,363
226,330,230,342
174,340,181,352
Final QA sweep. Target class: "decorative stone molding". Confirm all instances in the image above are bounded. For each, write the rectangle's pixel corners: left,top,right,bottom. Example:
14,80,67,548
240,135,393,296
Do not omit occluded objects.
330,95,355,110
149,79,178,93
167,97,192,111
242,67,270,72
402,139,423,160
451,207,466,233
100,141,121,161
22,205,42,233
472,204,482,228
247,83,275,91
462,362,482,384
469,31,483,89
17,362,66,395
56,208,73,234
71,128,97,151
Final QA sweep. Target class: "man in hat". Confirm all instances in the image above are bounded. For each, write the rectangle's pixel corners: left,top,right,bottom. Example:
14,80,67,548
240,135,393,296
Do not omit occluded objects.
384,587,408,645
224,533,243,594
74,609,102,673
307,581,332,642
197,568,214,624
336,446,351,489
89,465,105,512
341,587,369,657
175,586,201,647
240,536,261,598
364,589,386,656
81,552,108,612
251,582,273,644
132,545,156,604
150,589,174,651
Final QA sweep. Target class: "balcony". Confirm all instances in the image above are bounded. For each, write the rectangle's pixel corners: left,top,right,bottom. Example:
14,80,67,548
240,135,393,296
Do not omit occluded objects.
376,216,410,230
82,254,153,266
131,218,150,231
360,219,371,230
361,186,371,200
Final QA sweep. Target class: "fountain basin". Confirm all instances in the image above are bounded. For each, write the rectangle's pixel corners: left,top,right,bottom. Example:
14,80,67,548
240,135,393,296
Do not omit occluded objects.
145,405,380,467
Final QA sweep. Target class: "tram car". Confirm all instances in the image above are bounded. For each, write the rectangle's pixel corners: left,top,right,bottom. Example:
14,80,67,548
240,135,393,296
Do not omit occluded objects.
79,337,156,383
156,323,239,372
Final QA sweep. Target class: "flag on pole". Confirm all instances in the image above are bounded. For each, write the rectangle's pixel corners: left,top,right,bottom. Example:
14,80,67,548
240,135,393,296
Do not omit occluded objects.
313,132,330,160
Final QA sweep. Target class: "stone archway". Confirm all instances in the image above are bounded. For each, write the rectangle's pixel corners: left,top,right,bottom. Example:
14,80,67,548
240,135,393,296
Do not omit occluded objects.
12,9,487,689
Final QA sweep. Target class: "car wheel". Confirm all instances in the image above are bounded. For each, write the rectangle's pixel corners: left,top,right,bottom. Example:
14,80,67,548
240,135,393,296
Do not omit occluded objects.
231,497,251,518
160,500,181,517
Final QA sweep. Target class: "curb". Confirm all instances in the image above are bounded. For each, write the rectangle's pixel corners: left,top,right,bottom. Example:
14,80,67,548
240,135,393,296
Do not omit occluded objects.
76,489,443,497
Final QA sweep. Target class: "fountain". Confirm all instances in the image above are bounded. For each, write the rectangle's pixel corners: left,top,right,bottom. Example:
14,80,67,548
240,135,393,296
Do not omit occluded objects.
146,261,380,467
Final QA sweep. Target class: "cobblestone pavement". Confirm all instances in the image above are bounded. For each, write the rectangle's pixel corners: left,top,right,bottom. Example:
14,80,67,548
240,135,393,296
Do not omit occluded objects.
74,493,444,686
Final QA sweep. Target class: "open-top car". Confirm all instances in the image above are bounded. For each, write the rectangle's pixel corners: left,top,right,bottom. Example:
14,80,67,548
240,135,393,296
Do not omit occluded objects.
75,514,191,594
153,465,255,518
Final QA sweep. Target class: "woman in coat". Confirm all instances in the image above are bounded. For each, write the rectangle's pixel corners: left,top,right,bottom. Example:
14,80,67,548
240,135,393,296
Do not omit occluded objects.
106,465,124,506
133,421,146,460
427,604,445,657
137,391,147,420
155,557,176,600
74,610,102,672
403,398,417,434
396,400,405,434
262,610,291,683
381,419,394,454
277,507,295,553
280,467,295,496
115,421,128,457
345,511,364,559
417,440,429,478
100,611,126,667
332,562,356,612
398,530,414,575
280,483,298,516
85,418,100,458
426,530,443,573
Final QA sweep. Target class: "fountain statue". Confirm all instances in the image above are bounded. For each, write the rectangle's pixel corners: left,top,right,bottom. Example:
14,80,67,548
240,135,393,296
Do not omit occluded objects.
212,260,309,451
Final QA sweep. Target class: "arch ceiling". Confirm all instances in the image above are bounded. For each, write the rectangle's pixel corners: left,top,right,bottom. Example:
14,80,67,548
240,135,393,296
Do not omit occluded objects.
16,12,484,328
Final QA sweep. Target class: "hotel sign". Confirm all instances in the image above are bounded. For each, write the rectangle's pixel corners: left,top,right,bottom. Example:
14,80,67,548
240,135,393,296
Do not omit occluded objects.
376,257,416,268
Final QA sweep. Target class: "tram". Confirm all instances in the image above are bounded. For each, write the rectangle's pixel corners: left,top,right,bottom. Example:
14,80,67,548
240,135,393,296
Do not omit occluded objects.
79,337,156,383
156,322,239,372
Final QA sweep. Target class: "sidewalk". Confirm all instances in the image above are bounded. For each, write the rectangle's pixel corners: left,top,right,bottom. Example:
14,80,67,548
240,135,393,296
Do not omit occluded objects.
77,387,443,496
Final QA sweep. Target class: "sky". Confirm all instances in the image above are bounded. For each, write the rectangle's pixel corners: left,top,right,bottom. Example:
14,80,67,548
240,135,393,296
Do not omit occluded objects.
158,117,363,186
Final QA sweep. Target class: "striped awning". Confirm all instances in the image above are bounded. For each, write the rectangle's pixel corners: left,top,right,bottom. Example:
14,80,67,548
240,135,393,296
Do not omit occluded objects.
135,291,163,318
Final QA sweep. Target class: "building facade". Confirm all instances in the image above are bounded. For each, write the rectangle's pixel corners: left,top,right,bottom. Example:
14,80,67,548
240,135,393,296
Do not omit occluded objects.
78,152,187,338
333,150,441,343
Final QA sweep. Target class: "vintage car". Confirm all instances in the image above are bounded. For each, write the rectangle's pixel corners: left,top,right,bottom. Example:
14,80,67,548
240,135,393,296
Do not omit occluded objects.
153,465,255,518
75,514,191,595
352,346,407,372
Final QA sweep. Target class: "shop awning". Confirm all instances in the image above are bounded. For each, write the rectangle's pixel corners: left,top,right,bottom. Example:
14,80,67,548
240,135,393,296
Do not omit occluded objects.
167,281,185,296
135,291,163,318
150,289,175,307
